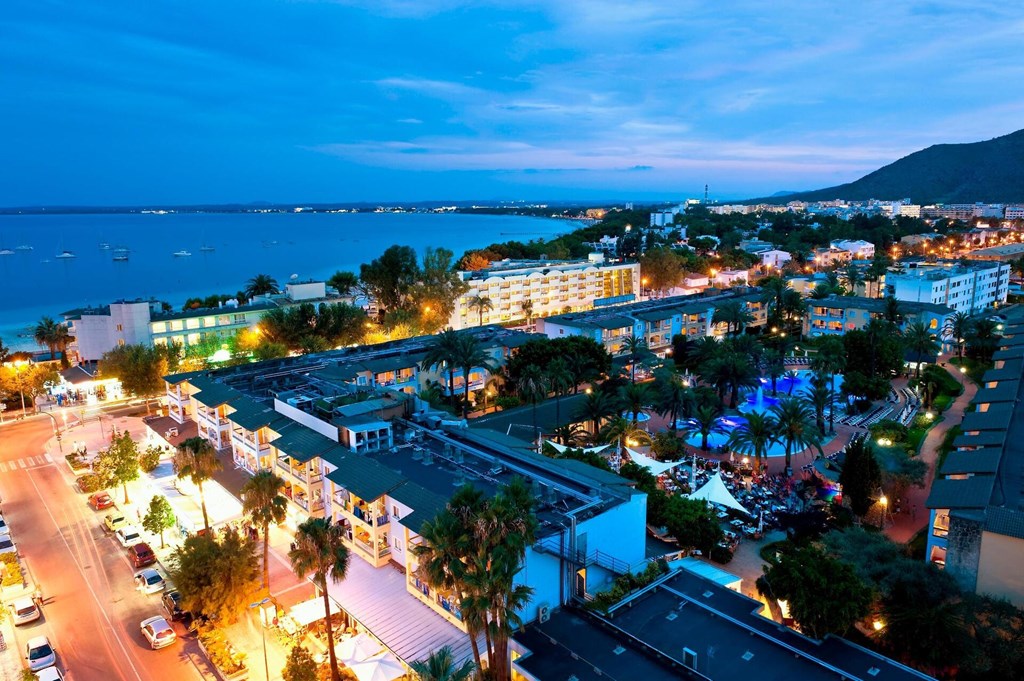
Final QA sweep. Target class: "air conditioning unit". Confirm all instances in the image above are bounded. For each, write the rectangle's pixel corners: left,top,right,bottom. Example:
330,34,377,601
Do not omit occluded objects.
538,604,551,624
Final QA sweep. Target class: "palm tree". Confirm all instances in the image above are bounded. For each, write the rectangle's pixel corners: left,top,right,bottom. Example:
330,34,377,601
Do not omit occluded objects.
618,382,651,425
519,299,535,328
882,296,903,324
173,437,222,532
599,416,653,448
944,311,973,361
653,368,687,429
727,411,778,473
763,349,785,395
844,263,863,296
410,646,475,681
565,353,595,394
621,335,648,383
770,398,823,476
711,299,753,336
453,334,496,418
466,295,494,327
903,321,940,378
289,518,350,681
551,423,587,447
516,364,548,434
545,357,574,427
245,273,279,298
574,390,616,435
783,370,800,395
241,470,288,590
34,316,72,368
682,404,724,452
327,270,359,297
802,373,831,436
810,335,846,434
421,329,462,410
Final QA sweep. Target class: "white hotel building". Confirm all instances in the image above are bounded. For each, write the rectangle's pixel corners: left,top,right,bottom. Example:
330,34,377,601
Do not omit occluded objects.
886,261,1010,315
448,255,640,330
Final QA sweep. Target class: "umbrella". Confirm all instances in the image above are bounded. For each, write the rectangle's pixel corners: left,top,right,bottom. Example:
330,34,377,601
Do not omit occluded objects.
347,652,406,681
336,633,382,664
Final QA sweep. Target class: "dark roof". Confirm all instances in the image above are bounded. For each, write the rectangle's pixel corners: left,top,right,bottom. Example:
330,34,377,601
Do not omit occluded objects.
192,383,243,408
993,346,1024,361
360,355,424,374
326,455,406,502
926,476,995,510
311,364,362,383
974,381,1020,404
984,506,1024,540
953,430,1007,449
591,315,636,331
810,295,953,316
227,398,278,432
981,359,1023,381
164,370,205,385
271,426,341,463
60,363,101,385
940,449,1003,476
151,300,278,322
634,309,678,322
391,483,450,535
960,407,1014,432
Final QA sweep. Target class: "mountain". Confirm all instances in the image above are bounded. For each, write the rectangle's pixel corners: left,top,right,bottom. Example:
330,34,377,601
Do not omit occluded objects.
753,128,1024,204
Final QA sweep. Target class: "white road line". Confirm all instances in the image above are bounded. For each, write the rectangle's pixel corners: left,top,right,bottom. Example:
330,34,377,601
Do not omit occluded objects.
44,453,53,463
0,462,6,473
18,458,27,469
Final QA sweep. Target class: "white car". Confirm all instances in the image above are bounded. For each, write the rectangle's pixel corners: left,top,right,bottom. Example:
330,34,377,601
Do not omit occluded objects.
134,568,166,594
26,635,56,671
0,513,10,535
140,615,177,649
35,668,65,681
116,525,144,547
11,596,41,625
0,535,16,556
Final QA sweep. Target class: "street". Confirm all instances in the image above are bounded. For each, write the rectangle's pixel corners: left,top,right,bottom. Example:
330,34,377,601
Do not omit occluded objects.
0,415,209,681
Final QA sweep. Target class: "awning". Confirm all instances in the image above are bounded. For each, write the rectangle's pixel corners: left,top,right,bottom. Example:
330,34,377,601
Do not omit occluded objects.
545,441,610,455
687,473,750,515
289,597,341,627
347,652,406,681
625,447,684,476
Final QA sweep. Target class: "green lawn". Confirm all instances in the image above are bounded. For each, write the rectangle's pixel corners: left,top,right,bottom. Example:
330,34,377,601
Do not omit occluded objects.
950,356,992,386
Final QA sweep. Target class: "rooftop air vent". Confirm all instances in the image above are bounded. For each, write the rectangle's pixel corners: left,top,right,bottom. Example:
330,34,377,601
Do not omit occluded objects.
612,645,626,656
665,612,678,621
868,668,881,677
742,651,754,662
702,590,714,598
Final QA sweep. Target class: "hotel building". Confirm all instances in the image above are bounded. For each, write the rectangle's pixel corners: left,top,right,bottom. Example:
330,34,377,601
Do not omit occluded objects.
885,261,1010,314
447,255,640,330
804,296,955,342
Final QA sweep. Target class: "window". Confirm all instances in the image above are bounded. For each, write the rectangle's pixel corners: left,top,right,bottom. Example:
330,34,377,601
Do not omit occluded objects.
115,323,123,332
117,339,125,347
185,318,200,330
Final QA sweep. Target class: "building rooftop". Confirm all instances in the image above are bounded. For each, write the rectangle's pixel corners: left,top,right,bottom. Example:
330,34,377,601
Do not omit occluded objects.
541,288,760,332
809,295,954,317
151,299,280,323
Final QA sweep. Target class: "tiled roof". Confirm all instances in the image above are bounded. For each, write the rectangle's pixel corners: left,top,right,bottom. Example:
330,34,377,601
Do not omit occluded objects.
926,476,995,510
192,383,243,408
984,506,1024,540
952,430,1007,449
391,482,450,535
271,425,341,463
939,449,1003,476
960,407,1014,432
227,397,278,432
360,354,424,374
163,370,205,385
326,455,406,502
591,316,636,331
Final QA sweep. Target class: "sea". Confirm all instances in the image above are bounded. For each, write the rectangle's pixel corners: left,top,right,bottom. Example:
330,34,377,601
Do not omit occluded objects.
0,211,576,351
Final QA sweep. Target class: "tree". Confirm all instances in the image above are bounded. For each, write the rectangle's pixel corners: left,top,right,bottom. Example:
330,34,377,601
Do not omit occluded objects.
617,382,651,425
95,431,141,504
903,321,940,378
245,273,280,298
282,644,319,681
574,390,616,434
242,470,288,590
410,646,475,681
757,545,872,639
410,247,469,333
466,295,494,327
504,336,610,385
0,362,59,414
944,311,974,361
142,495,176,549
711,299,753,336
360,244,421,314
802,372,831,436
770,397,822,476
839,436,882,517
0,337,8,365
516,364,548,433
882,295,903,324
662,496,724,554
727,411,778,474
34,316,72,368
170,526,260,622
519,299,534,327
453,333,497,418
289,518,351,681
139,444,163,473
545,356,573,427
174,437,222,532
638,247,684,293
420,330,462,410
682,403,723,451
810,336,845,434
652,367,689,429
966,317,1000,363
99,343,180,413
327,270,359,297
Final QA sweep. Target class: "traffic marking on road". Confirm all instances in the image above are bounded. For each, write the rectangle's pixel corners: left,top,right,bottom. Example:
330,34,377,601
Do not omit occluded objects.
0,462,6,473
18,458,27,469
44,453,53,463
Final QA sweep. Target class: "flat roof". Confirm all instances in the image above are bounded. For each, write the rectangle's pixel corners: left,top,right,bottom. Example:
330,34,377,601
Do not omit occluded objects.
939,449,1003,476
227,397,278,432
326,455,406,502
927,476,995,510
271,425,342,463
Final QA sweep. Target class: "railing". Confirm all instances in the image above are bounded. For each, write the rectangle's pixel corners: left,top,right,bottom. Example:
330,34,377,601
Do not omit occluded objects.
311,498,325,511
293,496,309,511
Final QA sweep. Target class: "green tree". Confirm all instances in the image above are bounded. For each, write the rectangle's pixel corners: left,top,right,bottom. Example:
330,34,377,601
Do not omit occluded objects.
34,316,72,368
453,333,497,419
727,411,778,474
652,367,689,429
621,335,649,383
170,526,260,622
327,270,359,297
638,247,684,293
95,431,141,504
245,273,280,298
757,545,872,639
662,496,724,554
966,317,1000,363
574,390,616,435
420,330,462,410
617,381,651,425
173,436,223,532
282,644,319,681
242,470,289,590
838,436,882,517
903,321,940,378
545,356,574,427
99,343,180,413
516,364,549,433
682,403,723,451
802,372,832,436
504,336,610,385
410,247,469,333
810,335,846,434
519,299,534,327
142,495,176,549
770,397,822,476
360,244,421,314
139,444,163,473
410,646,475,681
289,518,351,681
466,295,494,327
944,311,973,361
711,299,753,336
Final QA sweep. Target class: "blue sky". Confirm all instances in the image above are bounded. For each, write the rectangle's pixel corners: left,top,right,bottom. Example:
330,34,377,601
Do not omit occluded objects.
3,1,1024,205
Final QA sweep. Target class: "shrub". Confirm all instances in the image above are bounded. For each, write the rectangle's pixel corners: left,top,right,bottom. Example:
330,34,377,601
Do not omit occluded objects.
493,395,522,410
76,472,106,493
710,544,734,564
1,557,23,586
197,624,247,674
868,420,908,443
139,445,163,473
65,452,90,471
587,560,668,613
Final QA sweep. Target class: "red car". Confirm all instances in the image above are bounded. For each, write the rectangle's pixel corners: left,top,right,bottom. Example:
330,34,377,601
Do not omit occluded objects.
88,492,114,510
129,542,157,568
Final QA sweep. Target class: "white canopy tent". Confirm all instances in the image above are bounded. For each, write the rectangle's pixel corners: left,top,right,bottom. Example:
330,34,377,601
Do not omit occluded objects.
347,652,406,681
288,597,341,627
687,473,750,515
625,447,685,476
545,441,610,455
337,633,382,664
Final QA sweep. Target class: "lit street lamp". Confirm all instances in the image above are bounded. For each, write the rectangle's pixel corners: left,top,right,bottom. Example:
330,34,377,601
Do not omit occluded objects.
248,597,273,681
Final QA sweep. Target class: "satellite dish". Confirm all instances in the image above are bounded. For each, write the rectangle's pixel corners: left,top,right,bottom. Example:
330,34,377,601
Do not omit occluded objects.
290,273,298,279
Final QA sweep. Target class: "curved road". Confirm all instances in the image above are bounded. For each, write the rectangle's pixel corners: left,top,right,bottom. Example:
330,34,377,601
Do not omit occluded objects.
0,415,209,681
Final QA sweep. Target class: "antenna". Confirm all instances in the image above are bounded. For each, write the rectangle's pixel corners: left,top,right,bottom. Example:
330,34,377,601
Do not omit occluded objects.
704,184,709,205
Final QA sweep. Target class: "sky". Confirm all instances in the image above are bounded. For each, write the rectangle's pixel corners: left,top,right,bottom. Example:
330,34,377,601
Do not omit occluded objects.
3,1,1024,206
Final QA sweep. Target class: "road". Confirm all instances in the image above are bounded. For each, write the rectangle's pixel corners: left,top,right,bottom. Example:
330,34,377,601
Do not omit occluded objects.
0,415,209,681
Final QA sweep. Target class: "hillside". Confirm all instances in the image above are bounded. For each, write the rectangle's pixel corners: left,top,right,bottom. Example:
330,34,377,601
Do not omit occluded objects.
751,128,1024,204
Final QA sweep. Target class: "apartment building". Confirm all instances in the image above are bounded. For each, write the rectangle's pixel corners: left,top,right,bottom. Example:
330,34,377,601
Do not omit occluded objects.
924,313,1024,607
886,261,1010,314
538,289,767,356
448,255,640,330
63,280,340,362
804,296,955,342
830,239,876,259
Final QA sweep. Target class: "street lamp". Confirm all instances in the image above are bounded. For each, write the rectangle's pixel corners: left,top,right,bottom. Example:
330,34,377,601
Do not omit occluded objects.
248,597,272,681
13,360,28,417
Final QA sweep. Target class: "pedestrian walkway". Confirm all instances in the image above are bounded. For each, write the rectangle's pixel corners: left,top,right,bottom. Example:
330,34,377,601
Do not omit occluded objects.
0,614,24,679
0,453,54,473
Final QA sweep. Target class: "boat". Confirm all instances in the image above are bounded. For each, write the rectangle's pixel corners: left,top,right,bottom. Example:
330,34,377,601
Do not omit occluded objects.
113,247,129,262
173,250,192,257
0,248,13,256
56,250,76,259
200,245,215,252
15,245,33,251
99,242,111,250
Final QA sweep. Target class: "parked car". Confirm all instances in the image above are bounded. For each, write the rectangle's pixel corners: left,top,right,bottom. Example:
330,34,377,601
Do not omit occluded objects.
26,635,56,671
140,615,176,649
35,667,65,681
0,535,17,556
116,526,144,547
11,596,41,625
161,590,185,620
128,542,157,568
0,514,10,535
134,568,166,594
103,511,128,533
88,491,115,510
